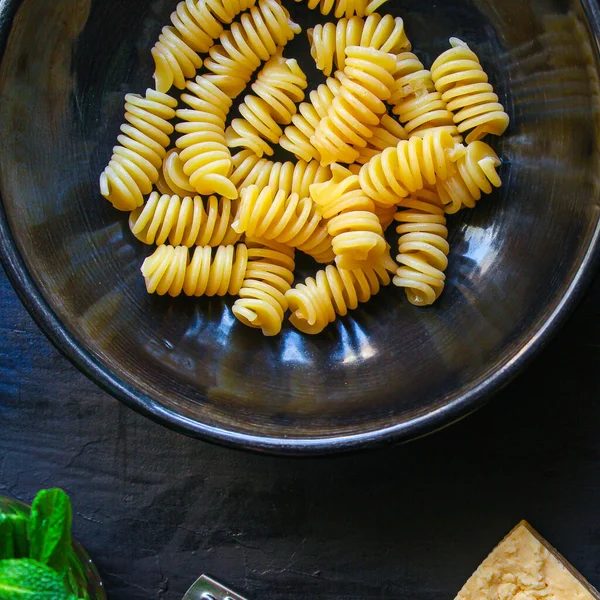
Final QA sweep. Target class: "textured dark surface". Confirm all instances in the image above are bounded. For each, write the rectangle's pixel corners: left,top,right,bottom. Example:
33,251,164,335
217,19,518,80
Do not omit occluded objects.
3,263,600,599
3,0,600,596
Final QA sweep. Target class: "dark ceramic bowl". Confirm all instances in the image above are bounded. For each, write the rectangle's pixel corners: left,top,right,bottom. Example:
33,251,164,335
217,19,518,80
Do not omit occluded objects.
1,0,600,455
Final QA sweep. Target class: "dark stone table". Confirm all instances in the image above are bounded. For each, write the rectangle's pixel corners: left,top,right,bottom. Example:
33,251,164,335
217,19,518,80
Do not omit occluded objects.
2,263,600,600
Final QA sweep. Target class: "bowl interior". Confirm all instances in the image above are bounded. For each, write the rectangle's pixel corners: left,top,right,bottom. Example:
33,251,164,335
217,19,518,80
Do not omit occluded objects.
1,0,600,451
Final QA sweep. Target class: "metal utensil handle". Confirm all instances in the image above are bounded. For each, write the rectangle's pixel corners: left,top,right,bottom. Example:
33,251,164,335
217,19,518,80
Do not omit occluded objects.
183,575,248,600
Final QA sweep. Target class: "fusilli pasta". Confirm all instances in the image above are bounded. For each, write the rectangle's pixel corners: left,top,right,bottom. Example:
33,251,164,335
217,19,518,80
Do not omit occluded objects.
280,76,342,162
358,128,458,206
226,54,307,157
100,90,177,211
233,185,334,263
311,164,387,269
373,202,397,230
312,46,397,165
232,241,296,336
354,114,407,165
286,250,396,334
175,75,237,199
130,192,241,247
393,188,449,306
390,51,461,140
155,167,177,197
296,0,388,19
230,150,332,198
102,2,511,328
141,244,249,297
162,149,196,197
152,0,258,93
203,0,301,98
436,140,502,214
309,14,410,76
431,38,510,143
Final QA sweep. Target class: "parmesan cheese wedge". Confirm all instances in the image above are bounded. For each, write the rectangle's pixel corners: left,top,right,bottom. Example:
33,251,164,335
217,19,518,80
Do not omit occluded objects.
455,521,600,600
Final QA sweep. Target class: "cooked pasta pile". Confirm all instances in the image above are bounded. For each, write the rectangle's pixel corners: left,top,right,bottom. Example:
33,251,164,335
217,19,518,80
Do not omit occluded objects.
100,1,509,336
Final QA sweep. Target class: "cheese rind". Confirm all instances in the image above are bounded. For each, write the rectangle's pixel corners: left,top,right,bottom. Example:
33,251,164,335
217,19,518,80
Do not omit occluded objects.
455,521,600,600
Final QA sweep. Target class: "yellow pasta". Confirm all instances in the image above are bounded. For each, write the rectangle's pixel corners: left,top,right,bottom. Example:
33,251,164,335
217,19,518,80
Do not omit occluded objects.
309,14,410,76
354,114,407,165
286,250,396,334
129,192,241,247
230,150,332,198
99,90,177,211
311,164,387,269
203,0,301,98
141,244,249,297
280,76,342,162
436,140,502,214
393,188,449,306
372,202,397,230
358,128,458,206
161,149,196,197
155,167,177,197
226,54,307,157
100,1,513,329
175,75,237,199
233,185,334,263
312,46,397,166
232,241,296,336
151,0,258,93
296,0,388,19
431,38,510,143
389,51,460,140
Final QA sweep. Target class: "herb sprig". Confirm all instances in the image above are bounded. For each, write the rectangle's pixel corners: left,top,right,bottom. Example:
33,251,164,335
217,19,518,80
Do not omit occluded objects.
0,489,88,600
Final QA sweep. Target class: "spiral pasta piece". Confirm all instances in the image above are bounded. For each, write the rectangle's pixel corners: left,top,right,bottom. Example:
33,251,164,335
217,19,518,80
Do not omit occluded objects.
358,128,458,206
99,90,177,211
280,76,342,162
129,192,241,247
141,244,249,297
436,140,502,214
233,185,334,263
431,38,510,143
354,114,407,165
310,164,387,269
296,0,388,19
232,241,296,336
286,250,396,334
155,168,178,197
175,75,237,199
312,46,397,166
309,14,410,76
230,150,331,198
393,188,449,306
161,149,196,197
373,202,397,230
204,0,301,98
152,0,259,93
389,51,431,102
226,54,307,157
389,52,460,140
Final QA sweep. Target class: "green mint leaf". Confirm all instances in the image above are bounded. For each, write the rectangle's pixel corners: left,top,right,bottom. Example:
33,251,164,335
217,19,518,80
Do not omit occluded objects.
0,513,29,560
63,552,90,600
27,489,73,574
0,558,73,599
